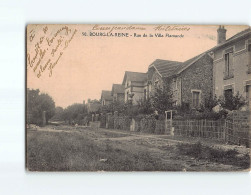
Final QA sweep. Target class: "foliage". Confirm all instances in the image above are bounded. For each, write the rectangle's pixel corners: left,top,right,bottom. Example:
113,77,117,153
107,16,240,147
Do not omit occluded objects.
62,103,88,124
137,98,154,115
103,100,124,114
27,88,55,126
51,106,64,121
204,94,219,111
219,92,246,111
175,91,246,120
151,87,174,114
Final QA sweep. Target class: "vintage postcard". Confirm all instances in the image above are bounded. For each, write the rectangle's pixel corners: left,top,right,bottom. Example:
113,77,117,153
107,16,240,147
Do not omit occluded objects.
26,24,251,171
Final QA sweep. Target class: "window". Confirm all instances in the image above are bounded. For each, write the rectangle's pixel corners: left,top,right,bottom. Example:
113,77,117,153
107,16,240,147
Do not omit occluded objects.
102,100,105,106
144,89,147,101
126,91,129,101
248,44,251,52
224,52,233,79
192,91,200,108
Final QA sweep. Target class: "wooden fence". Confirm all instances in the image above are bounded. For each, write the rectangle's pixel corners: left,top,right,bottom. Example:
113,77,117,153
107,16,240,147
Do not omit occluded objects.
173,119,250,147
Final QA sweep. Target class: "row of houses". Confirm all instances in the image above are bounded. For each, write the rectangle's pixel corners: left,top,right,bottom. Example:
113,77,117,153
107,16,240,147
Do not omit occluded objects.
88,26,251,113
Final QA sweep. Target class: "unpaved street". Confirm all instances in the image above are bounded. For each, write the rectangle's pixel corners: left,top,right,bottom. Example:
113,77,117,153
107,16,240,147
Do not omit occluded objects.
27,125,250,171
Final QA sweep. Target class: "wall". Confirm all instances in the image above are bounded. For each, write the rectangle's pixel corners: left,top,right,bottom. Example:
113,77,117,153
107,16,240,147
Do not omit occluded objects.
124,81,146,105
117,93,125,104
148,71,164,96
180,54,213,108
214,38,251,98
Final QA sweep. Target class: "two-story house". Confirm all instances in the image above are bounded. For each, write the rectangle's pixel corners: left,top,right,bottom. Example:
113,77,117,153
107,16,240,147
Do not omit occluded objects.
212,26,251,107
111,84,125,104
101,90,113,106
122,71,148,105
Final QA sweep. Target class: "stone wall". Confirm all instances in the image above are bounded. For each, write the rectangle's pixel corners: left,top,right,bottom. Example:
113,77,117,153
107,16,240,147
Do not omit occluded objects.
227,110,250,146
180,54,213,108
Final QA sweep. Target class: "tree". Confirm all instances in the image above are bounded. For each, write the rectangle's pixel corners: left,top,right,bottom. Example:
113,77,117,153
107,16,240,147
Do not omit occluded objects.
151,87,174,114
62,103,88,124
137,98,154,115
220,91,246,111
27,88,56,125
51,106,64,121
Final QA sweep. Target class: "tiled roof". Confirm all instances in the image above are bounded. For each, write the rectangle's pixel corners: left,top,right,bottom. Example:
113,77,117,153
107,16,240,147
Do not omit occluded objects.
122,71,147,85
149,59,181,78
112,84,124,95
101,90,113,101
226,27,251,42
173,53,206,74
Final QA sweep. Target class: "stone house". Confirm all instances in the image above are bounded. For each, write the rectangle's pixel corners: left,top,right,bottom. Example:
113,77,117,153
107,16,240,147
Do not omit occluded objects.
173,53,214,108
101,90,113,106
212,26,251,107
122,71,148,105
111,84,125,104
147,59,181,98
147,54,214,109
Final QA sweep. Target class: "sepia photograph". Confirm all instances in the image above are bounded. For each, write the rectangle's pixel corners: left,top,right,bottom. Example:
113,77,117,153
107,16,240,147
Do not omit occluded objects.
26,24,251,172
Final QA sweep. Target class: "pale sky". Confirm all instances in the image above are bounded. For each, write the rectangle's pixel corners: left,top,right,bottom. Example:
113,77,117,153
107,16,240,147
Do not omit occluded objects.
27,24,248,108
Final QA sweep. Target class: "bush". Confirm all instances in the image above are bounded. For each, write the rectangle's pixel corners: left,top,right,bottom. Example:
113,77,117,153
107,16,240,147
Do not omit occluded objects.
220,92,246,111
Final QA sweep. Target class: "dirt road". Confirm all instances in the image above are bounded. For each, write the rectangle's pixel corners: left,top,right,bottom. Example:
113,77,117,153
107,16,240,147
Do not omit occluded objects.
27,125,250,171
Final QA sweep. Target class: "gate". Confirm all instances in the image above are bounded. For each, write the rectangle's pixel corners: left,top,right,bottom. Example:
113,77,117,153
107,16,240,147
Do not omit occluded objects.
165,110,174,135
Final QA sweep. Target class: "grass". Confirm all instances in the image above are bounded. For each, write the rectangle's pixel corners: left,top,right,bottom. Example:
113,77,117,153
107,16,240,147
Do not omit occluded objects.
27,131,181,171
177,141,250,169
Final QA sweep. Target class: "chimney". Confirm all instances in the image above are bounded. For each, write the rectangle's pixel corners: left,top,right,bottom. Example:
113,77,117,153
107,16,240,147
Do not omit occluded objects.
217,25,227,45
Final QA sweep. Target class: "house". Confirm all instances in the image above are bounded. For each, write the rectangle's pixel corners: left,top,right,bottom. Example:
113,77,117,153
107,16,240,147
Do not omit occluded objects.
101,90,113,106
87,100,101,113
172,53,214,108
122,71,148,104
147,54,214,109
111,84,125,104
147,59,181,97
212,26,251,107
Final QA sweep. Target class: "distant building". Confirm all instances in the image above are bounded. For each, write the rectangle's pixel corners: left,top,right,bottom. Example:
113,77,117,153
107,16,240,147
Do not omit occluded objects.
212,26,251,107
122,71,148,105
101,90,113,106
87,100,101,113
111,84,125,104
